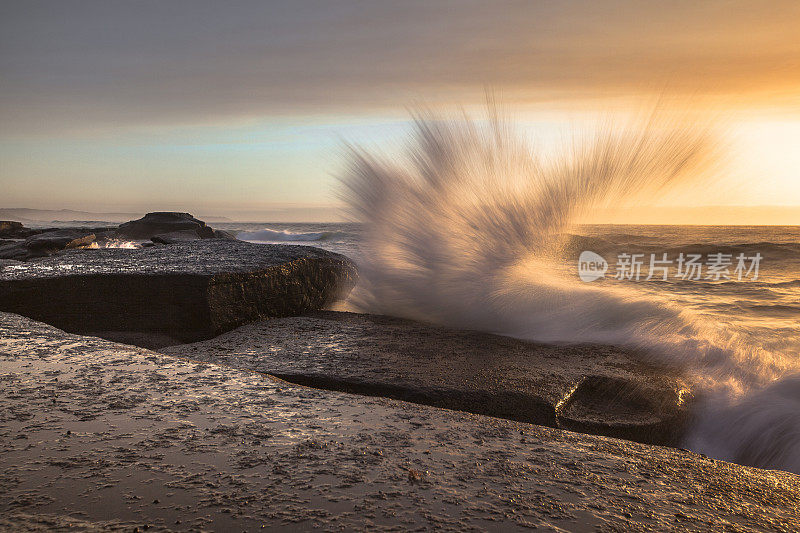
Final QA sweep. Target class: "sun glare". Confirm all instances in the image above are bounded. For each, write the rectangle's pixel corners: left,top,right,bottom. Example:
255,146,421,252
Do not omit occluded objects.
735,119,800,205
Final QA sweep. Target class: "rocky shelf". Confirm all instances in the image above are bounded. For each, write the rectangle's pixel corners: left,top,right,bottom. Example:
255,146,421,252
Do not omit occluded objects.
162,311,695,446
2,312,797,532
0,240,357,347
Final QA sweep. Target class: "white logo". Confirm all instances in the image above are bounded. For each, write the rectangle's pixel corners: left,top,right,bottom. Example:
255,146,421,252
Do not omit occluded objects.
578,251,608,282
577,250,761,282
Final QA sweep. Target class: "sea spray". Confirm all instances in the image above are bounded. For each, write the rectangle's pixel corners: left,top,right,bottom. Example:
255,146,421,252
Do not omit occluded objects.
339,108,800,473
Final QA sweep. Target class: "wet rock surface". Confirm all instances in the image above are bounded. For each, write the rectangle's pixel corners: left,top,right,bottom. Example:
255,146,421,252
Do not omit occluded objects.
0,241,357,347
162,311,694,446
1,312,798,532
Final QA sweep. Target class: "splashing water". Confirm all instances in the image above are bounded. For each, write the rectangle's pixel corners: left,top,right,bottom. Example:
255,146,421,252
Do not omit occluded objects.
339,108,800,473
88,239,140,249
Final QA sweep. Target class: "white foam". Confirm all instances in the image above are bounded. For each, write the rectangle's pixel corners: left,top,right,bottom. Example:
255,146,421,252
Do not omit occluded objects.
238,228,334,242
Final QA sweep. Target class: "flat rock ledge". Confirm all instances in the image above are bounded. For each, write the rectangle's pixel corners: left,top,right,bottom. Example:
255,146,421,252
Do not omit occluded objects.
2,312,798,532
163,311,695,446
0,240,356,347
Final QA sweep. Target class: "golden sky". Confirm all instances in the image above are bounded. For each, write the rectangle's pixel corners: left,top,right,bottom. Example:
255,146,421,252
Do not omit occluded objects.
1,1,799,222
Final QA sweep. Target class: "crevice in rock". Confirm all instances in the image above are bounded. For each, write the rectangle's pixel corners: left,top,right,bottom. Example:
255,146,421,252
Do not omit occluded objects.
270,372,558,428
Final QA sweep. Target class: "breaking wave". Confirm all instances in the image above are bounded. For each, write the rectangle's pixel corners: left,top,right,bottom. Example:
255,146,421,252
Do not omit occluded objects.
237,228,342,242
339,107,800,473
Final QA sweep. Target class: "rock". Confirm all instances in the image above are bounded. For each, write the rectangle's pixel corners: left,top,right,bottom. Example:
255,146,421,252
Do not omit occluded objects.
0,221,23,233
150,229,206,244
115,212,236,243
116,212,216,240
555,375,692,441
92,230,116,244
0,229,97,260
0,221,35,239
25,229,96,251
0,243,29,260
212,228,237,240
0,226,117,261
162,311,694,446
1,311,798,531
0,240,357,348
148,228,236,244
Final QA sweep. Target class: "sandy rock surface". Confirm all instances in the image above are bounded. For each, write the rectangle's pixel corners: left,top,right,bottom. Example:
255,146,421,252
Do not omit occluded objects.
1,312,798,532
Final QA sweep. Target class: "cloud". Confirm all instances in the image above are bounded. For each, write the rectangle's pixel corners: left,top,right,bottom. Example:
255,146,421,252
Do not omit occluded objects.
1,0,799,134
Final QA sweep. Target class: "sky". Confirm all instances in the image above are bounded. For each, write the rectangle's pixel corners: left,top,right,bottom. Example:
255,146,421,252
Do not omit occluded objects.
1,0,799,223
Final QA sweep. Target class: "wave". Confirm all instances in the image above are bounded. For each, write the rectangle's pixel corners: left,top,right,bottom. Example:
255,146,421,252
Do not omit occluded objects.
686,374,800,472
664,243,800,259
237,228,343,242
746,304,800,316
339,107,800,473
769,279,800,288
